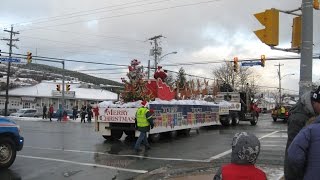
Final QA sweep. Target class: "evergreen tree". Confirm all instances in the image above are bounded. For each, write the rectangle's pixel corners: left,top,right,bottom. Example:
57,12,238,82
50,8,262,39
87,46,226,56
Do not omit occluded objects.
176,67,187,89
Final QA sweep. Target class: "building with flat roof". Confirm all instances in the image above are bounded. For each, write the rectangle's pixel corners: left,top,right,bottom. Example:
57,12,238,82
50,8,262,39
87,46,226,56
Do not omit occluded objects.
0,80,118,113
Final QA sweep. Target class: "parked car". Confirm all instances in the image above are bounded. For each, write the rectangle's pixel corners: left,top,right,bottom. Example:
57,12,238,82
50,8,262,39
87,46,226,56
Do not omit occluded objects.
10,108,39,117
52,109,78,119
0,117,24,169
0,109,17,116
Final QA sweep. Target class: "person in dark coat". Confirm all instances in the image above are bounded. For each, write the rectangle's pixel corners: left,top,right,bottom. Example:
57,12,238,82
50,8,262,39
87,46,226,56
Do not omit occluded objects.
42,105,47,119
86,105,92,123
72,106,78,120
284,86,320,180
134,100,154,152
213,132,266,180
287,115,320,179
80,105,86,123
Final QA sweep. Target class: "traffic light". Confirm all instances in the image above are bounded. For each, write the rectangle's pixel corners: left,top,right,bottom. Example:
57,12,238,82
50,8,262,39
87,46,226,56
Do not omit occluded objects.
233,57,239,72
56,84,61,91
66,84,70,92
314,0,319,9
26,52,32,64
260,55,266,67
291,16,302,49
254,8,279,46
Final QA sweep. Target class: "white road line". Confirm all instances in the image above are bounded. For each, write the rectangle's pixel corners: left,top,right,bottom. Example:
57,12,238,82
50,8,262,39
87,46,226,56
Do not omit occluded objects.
17,155,148,174
207,131,280,161
276,173,284,180
24,146,208,163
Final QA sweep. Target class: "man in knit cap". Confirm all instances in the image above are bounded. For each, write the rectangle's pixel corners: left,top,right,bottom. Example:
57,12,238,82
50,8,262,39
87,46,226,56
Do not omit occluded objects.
214,132,266,180
134,100,154,152
284,86,320,180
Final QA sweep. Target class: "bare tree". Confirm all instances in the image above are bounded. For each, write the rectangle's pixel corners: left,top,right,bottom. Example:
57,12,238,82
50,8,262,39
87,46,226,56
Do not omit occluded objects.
212,62,258,93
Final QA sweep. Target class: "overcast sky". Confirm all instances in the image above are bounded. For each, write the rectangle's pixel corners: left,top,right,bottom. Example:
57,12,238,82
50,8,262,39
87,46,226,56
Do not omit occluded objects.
1,0,320,95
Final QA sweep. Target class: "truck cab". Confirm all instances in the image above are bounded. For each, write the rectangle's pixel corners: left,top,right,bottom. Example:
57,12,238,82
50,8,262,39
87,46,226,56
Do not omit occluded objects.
0,117,24,169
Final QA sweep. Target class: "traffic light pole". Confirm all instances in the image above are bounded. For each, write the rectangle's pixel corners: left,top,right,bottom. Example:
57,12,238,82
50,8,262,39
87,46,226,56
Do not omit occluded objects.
62,61,65,112
299,0,313,96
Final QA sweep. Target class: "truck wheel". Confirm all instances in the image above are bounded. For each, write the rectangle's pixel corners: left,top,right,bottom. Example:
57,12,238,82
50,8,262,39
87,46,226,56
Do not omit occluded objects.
250,115,258,126
149,133,160,143
0,137,17,169
111,130,123,140
220,116,232,126
273,117,277,122
232,116,240,126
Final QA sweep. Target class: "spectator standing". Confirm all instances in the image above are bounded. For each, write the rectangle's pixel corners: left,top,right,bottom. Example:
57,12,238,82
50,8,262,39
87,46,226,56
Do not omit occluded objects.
214,132,266,180
72,106,78,120
284,86,320,180
42,105,47,119
49,104,54,122
287,115,320,179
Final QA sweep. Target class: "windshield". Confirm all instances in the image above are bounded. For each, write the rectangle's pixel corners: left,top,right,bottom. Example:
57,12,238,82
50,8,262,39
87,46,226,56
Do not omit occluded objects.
16,109,27,113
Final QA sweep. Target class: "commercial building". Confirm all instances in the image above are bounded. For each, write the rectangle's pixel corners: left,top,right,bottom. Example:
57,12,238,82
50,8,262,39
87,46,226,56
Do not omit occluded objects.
0,80,118,113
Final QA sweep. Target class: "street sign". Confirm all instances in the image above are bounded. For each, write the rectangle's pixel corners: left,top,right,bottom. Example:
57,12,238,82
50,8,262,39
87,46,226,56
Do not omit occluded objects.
0,57,21,63
241,61,262,67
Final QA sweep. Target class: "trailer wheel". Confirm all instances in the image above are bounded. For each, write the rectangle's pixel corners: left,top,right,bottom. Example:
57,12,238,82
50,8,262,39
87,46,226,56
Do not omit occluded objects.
182,129,191,136
111,130,123,140
169,131,178,139
102,135,113,141
149,133,160,143
232,116,240,126
124,130,135,141
250,114,258,126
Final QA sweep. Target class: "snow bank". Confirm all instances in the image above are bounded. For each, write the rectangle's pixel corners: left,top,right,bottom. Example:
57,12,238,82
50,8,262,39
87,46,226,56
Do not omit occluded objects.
99,99,232,108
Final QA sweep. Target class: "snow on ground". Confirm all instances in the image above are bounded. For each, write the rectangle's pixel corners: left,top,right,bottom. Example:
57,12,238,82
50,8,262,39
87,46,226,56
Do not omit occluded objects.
1,116,85,123
98,99,232,108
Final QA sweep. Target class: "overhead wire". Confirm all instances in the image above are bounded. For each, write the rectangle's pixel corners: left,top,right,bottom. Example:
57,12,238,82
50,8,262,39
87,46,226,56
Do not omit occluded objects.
18,0,220,30
16,0,177,26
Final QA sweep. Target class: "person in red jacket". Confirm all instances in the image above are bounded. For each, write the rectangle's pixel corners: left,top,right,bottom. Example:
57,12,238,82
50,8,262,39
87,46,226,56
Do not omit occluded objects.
49,104,54,122
214,132,267,180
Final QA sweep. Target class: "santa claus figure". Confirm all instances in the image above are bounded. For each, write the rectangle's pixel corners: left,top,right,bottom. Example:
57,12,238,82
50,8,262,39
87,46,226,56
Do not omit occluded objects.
154,65,167,82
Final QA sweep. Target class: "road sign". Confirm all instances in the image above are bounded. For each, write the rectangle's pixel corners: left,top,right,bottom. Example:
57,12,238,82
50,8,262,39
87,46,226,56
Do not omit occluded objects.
0,57,21,63
241,61,262,67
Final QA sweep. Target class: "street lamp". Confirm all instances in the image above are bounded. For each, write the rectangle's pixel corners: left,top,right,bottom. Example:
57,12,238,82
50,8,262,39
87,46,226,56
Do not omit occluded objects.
279,73,295,105
157,51,178,65
149,51,177,79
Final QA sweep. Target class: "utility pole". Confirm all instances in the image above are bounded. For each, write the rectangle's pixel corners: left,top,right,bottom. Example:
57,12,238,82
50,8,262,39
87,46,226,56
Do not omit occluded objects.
148,35,164,70
275,63,284,105
1,26,19,116
299,0,313,96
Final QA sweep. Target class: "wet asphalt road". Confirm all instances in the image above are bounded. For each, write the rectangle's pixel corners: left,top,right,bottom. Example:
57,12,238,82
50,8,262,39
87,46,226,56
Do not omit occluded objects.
1,114,288,180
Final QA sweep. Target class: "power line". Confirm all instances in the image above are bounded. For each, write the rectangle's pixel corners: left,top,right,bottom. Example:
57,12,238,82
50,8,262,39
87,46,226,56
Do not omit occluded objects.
20,35,148,55
16,0,176,26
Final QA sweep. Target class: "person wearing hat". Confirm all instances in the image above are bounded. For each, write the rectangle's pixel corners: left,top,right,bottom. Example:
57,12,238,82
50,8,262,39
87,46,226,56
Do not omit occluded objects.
287,115,320,179
284,86,320,180
213,132,266,180
134,100,154,152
